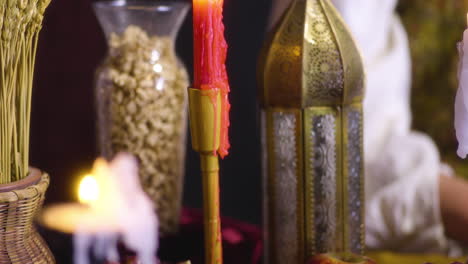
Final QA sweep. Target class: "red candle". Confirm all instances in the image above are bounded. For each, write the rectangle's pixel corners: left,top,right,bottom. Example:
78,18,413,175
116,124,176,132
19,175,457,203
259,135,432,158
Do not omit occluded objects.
193,0,230,158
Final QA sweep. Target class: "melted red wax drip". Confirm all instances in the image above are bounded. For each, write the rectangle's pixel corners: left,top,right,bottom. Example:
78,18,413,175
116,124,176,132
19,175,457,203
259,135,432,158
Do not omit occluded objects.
193,0,231,158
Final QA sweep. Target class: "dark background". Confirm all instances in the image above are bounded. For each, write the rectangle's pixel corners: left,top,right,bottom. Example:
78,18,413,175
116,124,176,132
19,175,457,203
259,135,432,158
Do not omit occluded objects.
30,0,272,226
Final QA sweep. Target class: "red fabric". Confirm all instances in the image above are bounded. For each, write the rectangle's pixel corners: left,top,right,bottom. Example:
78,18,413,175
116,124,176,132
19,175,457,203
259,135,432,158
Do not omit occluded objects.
118,208,262,264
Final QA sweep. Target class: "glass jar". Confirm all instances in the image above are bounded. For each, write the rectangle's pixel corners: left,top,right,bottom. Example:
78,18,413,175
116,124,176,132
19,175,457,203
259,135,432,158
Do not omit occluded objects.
93,0,189,235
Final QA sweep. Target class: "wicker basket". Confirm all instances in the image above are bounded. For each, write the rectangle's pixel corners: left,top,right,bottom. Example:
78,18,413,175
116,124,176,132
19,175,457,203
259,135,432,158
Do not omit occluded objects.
0,168,54,264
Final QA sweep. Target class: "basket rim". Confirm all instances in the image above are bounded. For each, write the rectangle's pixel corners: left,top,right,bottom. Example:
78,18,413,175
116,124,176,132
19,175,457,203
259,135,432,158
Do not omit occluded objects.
0,168,49,201
0,167,42,193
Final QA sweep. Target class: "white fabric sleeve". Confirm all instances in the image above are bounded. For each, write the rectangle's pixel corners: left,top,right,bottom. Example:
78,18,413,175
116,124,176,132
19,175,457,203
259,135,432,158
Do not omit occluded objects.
330,0,461,255
455,31,468,159
365,132,448,254
360,15,460,256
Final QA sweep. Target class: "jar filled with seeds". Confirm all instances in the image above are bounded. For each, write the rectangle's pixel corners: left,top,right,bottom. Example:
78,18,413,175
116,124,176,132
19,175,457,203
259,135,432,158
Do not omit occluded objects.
93,0,189,234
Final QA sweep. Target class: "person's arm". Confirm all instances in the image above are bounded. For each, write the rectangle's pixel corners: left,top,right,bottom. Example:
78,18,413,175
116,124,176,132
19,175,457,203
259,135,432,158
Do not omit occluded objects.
440,175,468,245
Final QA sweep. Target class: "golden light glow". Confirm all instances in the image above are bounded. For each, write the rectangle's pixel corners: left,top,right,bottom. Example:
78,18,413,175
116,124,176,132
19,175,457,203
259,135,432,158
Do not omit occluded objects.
78,174,99,205
193,0,218,7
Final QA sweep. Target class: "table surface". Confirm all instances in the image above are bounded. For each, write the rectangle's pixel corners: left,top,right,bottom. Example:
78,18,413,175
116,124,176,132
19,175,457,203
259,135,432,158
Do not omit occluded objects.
368,251,467,264
39,208,467,264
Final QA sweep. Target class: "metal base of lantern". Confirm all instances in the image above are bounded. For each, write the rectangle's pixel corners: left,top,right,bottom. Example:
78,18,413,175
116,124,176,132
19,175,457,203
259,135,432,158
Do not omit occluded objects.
308,253,376,264
262,106,365,264
0,168,54,264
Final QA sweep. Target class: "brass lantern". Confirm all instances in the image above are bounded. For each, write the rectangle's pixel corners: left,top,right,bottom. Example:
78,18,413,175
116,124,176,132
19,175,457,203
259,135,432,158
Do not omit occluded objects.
259,0,365,263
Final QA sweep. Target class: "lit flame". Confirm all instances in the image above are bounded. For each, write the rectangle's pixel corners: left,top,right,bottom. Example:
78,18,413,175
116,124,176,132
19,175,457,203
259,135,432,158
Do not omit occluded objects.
78,174,99,205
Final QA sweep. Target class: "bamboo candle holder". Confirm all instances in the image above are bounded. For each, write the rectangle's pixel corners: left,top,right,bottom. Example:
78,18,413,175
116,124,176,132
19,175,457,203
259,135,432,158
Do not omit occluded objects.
188,88,223,264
